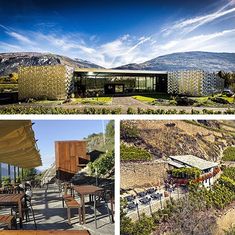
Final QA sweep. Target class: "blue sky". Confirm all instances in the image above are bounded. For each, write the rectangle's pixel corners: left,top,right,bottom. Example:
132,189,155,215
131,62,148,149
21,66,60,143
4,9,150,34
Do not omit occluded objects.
0,0,235,67
32,120,110,171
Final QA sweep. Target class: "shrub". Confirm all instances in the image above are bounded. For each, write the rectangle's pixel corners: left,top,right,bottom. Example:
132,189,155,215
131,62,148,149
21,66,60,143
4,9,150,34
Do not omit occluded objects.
2,176,11,186
89,150,114,176
175,97,196,106
224,109,235,114
191,109,200,114
120,144,152,161
127,107,136,114
121,124,139,139
211,97,230,104
219,176,235,192
132,214,155,235
222,147,235,161
172,167,201,179
223,167,235,181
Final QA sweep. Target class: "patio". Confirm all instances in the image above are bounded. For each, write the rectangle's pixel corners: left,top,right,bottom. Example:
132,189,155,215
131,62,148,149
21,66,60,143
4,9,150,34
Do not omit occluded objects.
0,120,115,234
0,183,114,235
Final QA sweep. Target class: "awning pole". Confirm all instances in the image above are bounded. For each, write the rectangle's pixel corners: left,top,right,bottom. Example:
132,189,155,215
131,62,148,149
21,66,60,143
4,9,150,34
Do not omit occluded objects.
14,166,16,183
21,168,24,180
8,164,10,178
18,167,20,178
0,163,2,184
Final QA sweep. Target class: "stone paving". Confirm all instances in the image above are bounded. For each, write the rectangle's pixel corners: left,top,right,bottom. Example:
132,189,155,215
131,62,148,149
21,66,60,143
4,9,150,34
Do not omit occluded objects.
0,185,114,235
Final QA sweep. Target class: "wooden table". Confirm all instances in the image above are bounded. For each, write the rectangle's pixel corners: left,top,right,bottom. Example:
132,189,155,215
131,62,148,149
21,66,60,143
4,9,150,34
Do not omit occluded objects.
73,185,103,224
0,193,25,228
0,231,90,235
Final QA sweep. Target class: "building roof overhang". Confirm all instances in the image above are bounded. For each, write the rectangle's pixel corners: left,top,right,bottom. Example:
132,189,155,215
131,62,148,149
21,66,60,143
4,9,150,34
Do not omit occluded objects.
74,68,168,76
168,155,218,171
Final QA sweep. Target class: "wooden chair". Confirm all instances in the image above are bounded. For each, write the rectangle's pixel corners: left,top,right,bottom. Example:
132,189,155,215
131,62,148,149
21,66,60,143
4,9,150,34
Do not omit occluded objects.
93,189,112,229
0,214,16,229
62,184,74,208
65,198,82,225
11,195,37,229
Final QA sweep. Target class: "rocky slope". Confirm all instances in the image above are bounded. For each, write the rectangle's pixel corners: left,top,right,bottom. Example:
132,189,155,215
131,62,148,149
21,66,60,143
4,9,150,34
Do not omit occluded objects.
116,51,235,72
0,52,102,76
121,120,235,162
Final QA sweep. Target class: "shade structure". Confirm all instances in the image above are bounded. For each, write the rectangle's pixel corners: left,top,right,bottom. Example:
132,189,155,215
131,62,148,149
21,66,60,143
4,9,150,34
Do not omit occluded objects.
0,120,42,168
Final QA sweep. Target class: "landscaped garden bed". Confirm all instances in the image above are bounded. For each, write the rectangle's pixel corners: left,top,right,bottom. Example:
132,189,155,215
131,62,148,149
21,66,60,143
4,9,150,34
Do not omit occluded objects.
70,97,112,105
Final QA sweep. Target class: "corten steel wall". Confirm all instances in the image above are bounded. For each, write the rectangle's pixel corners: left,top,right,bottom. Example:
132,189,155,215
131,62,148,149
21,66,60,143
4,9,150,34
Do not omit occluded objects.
167,70,224,96
18,65,74,100
55,141,90,181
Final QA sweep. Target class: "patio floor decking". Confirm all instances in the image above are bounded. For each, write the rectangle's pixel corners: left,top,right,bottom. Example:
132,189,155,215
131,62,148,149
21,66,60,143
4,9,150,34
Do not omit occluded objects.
0,184,114,235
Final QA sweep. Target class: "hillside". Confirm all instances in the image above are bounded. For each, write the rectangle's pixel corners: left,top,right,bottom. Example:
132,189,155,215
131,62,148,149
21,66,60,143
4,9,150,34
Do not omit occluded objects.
1,51,234,77
121,120,235,162
116,51,235,72
84,131,114,153
0,52,102,76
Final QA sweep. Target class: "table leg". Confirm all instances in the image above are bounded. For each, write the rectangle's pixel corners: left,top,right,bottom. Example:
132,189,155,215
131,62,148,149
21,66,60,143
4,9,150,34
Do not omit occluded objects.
18,200,23,228
82,195,86,224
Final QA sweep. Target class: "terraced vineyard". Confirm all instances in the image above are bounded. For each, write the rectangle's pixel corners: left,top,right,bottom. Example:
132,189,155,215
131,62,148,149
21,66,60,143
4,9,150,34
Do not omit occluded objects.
222,147,235,161
120,144,152,161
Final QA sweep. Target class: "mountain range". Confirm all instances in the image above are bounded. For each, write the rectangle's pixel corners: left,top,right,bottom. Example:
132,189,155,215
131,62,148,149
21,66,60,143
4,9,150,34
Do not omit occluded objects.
0,51,234,76
116,51,235,72
0,52,102,76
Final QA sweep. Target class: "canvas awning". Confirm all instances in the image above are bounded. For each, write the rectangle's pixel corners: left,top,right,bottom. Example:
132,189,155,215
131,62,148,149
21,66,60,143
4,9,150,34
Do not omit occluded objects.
0,120,42,168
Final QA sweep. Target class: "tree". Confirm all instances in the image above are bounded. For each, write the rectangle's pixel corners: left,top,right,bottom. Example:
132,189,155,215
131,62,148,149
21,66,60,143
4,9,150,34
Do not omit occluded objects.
21,168,37,181
218,71,235,91
120,207,135,235
105,120,114,138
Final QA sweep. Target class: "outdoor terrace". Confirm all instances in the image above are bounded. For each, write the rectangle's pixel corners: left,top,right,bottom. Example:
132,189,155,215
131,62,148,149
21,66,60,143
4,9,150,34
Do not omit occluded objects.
0,183,114,235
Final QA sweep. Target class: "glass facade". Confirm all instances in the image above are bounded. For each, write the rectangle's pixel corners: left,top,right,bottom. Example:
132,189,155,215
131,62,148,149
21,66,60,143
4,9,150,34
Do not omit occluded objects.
0,163,18,182
73,72,167,96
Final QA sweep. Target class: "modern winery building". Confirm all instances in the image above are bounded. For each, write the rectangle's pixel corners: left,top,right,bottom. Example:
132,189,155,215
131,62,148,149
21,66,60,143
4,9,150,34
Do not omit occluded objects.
18,65,224,100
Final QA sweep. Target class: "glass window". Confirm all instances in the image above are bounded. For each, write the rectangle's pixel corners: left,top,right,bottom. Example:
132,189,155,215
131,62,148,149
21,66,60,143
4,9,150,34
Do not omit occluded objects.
10,165,15,180
1,163,8,177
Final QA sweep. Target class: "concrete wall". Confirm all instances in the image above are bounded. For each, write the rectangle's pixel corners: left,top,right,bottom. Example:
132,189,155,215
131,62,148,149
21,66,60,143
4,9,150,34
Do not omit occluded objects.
121,161,169,189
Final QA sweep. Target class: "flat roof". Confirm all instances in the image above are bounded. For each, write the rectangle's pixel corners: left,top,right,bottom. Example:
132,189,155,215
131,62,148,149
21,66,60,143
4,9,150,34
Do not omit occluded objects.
74,68,167,75
168,155,218,170
167,159,185,168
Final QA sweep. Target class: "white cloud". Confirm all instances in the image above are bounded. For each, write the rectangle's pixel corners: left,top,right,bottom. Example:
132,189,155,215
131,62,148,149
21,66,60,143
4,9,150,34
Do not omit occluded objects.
6,31,33,44
156,28,235,55
0,42,23,51
162,4,235,36
37,33,96,54
1,1,234,68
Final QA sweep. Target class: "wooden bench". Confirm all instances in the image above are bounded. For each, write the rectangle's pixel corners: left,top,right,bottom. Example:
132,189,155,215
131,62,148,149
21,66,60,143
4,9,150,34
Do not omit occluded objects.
0,230,90,235
65,198,82,225
0,214,15,229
